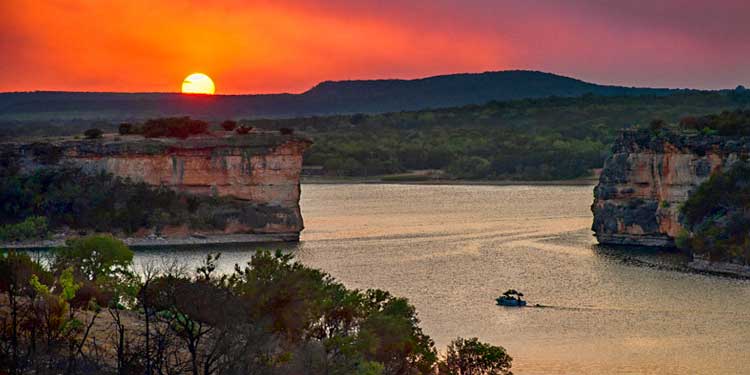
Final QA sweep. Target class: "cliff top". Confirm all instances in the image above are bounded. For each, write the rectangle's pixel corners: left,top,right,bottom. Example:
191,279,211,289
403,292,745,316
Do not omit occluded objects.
612,128,750,155
0,131,312,157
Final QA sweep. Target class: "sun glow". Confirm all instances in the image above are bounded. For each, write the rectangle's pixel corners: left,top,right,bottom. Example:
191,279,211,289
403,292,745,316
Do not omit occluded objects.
181,73,215,94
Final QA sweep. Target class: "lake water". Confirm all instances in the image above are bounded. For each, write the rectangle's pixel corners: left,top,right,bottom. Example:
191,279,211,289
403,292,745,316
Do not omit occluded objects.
134,184,750,375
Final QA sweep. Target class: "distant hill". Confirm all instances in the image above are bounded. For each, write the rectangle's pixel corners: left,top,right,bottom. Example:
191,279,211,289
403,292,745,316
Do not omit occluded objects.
0,70,686,121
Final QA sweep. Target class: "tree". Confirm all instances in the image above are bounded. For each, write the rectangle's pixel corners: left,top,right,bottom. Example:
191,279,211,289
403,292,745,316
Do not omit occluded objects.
220,120,238,131
118,123,133,135
84,128,103,139
235,126,253,134
53,235,134,283
648,119,666,133
439,337,513,375
0,251,52,374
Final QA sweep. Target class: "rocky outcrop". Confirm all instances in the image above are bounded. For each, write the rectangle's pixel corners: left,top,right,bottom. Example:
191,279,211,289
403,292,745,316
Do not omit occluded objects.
591,130,750,247
1,132,311,242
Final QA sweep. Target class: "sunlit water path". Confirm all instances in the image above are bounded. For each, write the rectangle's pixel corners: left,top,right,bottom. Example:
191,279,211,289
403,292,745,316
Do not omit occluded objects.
133,184,750,375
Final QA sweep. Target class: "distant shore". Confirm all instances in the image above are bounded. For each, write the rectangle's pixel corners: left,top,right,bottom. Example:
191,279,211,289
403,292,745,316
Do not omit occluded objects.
302,176,599,186
1,233,299,250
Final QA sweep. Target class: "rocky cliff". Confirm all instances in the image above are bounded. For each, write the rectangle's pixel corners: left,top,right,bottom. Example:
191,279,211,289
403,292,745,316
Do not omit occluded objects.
1,132,311,243
591,130,750,247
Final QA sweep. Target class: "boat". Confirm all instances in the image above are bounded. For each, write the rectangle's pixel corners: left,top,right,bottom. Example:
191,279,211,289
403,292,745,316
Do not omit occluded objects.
496,289,527,307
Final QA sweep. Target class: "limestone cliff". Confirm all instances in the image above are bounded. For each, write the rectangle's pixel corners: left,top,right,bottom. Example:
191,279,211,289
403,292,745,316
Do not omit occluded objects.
591,130,750,247
1,132,311,243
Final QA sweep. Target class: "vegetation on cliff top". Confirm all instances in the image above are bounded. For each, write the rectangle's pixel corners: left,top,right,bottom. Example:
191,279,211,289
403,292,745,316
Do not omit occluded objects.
678,109,750,136
678,161,750,264
0,237,513,374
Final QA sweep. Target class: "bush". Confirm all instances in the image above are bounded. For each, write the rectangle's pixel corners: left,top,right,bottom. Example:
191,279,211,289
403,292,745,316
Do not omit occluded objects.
447,157,491,179
54,235,134,282
118,123,133,135
220,120,238,131
280,127,294,135
235,126,253,134
140,117,209,139
0,216,48,242
84,128,103,139
440,337,513,375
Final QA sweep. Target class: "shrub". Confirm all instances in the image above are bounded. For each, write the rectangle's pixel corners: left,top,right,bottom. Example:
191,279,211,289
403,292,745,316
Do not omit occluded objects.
141,117,209,139
84,128,103,139
220,120,238,131
649,119,666,133
118,123,133,135
439,337,513,375
0,216,48,242
235,126,253,135
54,235,134,282
280,127,294,135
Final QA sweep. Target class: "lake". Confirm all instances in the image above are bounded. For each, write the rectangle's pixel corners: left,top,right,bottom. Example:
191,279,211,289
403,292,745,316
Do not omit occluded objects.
134,183,750,375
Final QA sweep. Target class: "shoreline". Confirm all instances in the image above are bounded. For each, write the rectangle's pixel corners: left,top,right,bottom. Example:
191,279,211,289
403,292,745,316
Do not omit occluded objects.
687,258,750,278
1,233,300,250
301,176,598,186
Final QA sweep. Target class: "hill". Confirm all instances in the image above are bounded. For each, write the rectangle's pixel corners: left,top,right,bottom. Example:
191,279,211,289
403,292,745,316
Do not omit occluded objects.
0,70,681,121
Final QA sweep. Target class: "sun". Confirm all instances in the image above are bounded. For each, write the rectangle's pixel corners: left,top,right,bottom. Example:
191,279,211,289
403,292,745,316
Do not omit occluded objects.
181,73,215,94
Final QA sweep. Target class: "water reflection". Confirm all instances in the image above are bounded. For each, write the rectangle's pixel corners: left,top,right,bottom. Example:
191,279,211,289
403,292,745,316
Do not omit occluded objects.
129,184,749,375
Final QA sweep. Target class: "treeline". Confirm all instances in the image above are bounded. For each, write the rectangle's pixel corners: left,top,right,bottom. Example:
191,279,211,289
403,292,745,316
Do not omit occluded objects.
0,167,263,241
242,91,750,180
4,90,750,179
0,237,513,374
678,109,750,136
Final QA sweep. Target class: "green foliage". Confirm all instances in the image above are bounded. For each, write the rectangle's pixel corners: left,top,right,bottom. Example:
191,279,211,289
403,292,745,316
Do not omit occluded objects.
1,241,512,374
447,157,491,179
440,337,513,375
0,167,256,237
679,110,750,136
243,91,750,180
680,161,750,263
54,235,134,282
59,267,82,302
0,216,48,241
0,250,53,296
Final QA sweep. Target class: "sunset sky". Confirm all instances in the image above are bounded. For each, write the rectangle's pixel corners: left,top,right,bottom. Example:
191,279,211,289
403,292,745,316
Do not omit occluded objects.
2,0,749,94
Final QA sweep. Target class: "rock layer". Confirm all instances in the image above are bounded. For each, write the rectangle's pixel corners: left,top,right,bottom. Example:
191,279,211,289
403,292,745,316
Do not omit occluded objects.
2,132,312,241
591,130,750,247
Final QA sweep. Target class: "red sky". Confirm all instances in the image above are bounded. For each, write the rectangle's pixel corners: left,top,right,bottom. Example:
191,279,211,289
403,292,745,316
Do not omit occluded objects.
2,0,749,94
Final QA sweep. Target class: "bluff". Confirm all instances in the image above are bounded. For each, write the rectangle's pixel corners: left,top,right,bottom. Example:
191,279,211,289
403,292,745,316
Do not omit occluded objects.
591,130,750,248
1,132,311,245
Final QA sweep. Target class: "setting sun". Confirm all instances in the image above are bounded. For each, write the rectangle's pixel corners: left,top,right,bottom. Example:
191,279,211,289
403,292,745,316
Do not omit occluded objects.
181,73,215,94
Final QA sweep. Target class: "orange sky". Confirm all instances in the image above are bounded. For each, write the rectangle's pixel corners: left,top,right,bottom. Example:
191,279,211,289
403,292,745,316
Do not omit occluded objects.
2,0,749,93
1,0,510,94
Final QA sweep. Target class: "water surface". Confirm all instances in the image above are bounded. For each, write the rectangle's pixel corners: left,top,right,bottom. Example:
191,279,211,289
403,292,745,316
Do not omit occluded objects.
135,184,750,375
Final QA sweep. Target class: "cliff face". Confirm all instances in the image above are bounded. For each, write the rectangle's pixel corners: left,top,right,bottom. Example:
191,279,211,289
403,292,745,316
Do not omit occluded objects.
3,132,311,240
591,130,749,247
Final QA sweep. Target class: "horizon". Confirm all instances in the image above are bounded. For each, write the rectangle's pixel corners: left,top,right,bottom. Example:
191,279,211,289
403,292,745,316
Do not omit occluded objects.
3,1,750,94
0,69,724,96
